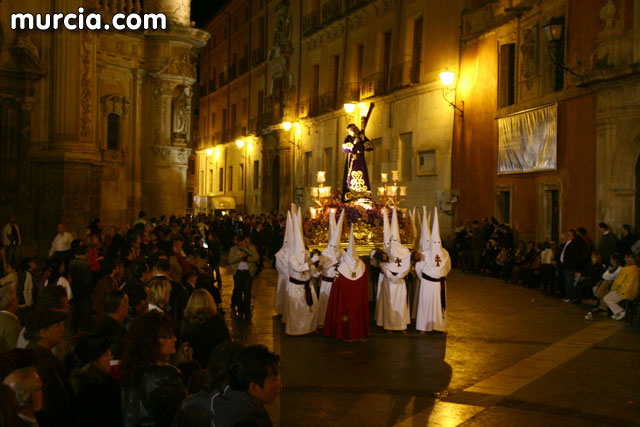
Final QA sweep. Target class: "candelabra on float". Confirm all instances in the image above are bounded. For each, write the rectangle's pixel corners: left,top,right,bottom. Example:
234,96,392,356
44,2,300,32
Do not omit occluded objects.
310,171,332,216
377,170,407,207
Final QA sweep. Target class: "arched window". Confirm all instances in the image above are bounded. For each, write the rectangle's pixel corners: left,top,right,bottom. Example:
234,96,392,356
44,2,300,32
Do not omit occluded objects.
107,113,120,150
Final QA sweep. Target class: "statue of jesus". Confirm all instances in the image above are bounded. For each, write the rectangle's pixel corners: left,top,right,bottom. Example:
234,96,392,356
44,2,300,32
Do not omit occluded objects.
341,123,374,203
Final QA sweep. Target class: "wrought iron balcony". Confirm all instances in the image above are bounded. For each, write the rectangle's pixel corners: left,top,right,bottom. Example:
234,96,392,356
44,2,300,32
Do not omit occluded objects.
341,82,362,104
238,57,249,75
252,46,266,66
319,91,339,114
302,10,321,37
307,95,320,117
322,0,342,25
389,61,421,90
346,0,373,12
360,72,389,98
218,71,227,87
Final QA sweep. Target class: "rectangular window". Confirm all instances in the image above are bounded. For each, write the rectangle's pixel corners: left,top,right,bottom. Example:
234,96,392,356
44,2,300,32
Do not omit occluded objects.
187,159,195,175
257,90,264,116
382,31,392,83
253,160,260,189
498,43,516,108
411,17,423,83
209,169,214,193
304,151,313,187
107,113,119,150
231,104,237,128
329,55,339,109
416,150,436,175
219,168,224,191
200,170,205,194
228,166,233,191
187,192,193,209
222,109,228,131
356,44,364,83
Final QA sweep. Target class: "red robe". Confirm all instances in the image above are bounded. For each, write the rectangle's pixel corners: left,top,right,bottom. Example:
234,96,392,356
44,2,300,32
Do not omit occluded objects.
323,270,370,340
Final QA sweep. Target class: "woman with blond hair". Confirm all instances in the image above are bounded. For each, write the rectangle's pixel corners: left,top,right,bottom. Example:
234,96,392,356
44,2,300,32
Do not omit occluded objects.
177,289,230,367
148,279,171,313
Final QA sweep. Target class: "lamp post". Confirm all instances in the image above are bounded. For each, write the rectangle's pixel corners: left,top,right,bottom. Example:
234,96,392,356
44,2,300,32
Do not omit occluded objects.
439,71,464,116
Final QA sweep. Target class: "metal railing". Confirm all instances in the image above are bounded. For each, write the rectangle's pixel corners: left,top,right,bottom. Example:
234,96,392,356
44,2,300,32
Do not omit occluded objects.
341,82,362,104
322,0,342,25
389,61,421,90
346,0,372,12
319,91,339,114
219,71,227,87
252,46,266,66
360,72,388,98
238,57,249,75
302,10,321,37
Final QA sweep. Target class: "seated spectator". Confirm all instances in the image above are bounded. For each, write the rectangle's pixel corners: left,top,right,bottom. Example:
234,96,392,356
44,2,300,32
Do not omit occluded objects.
177,289,230,367
148,280,171,313
603,252,639,320
120,310,187,427
69,334,121,427
94,290,128,359
24,308,70,426
576,252,605,302
592,253,624,311
211,345,282,427
1,261,18,288
0,286,21,353
2,366,43,427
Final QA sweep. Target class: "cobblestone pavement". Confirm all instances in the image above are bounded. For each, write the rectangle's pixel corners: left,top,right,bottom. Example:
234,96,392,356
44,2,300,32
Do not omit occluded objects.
216,259,640,426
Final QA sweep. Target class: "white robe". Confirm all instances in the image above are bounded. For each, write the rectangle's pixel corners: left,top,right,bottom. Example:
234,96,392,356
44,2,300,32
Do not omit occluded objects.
285,255,319,335
375,257,411,330
317,253,340,327
415,248,451,332
274,249,289,321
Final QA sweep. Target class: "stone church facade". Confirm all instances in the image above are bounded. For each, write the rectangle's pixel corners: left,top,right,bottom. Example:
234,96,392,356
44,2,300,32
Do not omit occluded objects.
0,0,208,255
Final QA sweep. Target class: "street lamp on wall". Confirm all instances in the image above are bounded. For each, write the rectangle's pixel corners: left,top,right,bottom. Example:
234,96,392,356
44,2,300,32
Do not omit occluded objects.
439,71,464,116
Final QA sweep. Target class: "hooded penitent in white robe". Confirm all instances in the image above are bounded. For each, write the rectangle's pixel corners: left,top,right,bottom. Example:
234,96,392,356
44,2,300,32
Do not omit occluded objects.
274,211,294,320
415,207,451,332
375,208,411,331
317,211,345,327
285,210,320,335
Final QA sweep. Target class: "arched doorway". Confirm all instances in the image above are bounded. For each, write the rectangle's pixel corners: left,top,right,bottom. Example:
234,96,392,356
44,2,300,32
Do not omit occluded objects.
272,155,280,212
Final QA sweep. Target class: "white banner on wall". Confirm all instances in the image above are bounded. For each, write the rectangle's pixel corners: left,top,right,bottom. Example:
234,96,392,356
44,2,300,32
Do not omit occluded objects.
498,104,557,173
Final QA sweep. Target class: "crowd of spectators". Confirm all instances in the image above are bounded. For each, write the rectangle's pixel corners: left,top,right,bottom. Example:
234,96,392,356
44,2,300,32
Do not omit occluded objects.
0,211,283,427
451,219,640,322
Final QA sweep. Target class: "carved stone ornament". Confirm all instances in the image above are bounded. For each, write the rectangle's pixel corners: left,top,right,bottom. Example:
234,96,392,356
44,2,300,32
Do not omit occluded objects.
166,54,197,78
100,94,130,116
145,0,191,27
80,31,94,139
151,146,190,166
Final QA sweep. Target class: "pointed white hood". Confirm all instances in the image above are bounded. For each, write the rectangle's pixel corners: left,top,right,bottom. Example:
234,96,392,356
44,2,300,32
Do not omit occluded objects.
322,211,344,259
275,211,294,273
388,208,410,261
328,209,336,238
422,207,451,278
291,210,306,264
419,206,431,254
338,225,365,280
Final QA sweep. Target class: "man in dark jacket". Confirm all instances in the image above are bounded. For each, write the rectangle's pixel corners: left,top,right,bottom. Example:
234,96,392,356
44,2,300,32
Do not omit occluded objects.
211,345,281,427
68,245,94,334
597,222,618,267
93,290,128,359
559,229,588,302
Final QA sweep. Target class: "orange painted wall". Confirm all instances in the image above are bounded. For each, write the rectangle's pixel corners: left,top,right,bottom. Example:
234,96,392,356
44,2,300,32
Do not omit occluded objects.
453,23,597,241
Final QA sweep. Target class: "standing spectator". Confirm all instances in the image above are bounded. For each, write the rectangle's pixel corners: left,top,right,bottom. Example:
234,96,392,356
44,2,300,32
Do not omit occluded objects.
577,227,594,252
69,334,121,427
120,311,187,427
539,242,556,295
206,231,223,288
2,215,21,267
2,367,43,427
177,289,230,367
92,258,124,324
48,224,74,265
133,211,147,230
559,229,588,302
596,222,618,267
228,234,259,318
603,252,639,320
148,280,171,313
16,258,37,321
211,345,282,427
24,308,70,426
93,290,129,360
68,245,94,334
618,224,637,255
87,233,103,283
0,286,21,352
122,284,149,331
470,221,486,273
43,259,72,302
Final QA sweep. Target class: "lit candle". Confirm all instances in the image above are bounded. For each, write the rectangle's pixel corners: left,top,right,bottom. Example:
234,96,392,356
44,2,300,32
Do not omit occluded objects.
378,187,385,196
317,171,326,185
391,170,399,182
399,186,407,196
381,173,388,183
390,186,397,196
311,187,319,198
310,208,317,219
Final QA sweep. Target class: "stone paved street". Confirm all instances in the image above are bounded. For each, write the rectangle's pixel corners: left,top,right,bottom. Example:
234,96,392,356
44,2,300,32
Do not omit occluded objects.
217,260,640,426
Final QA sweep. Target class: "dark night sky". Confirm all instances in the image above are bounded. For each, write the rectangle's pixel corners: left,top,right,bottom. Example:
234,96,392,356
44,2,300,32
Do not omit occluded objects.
191,0,227,28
